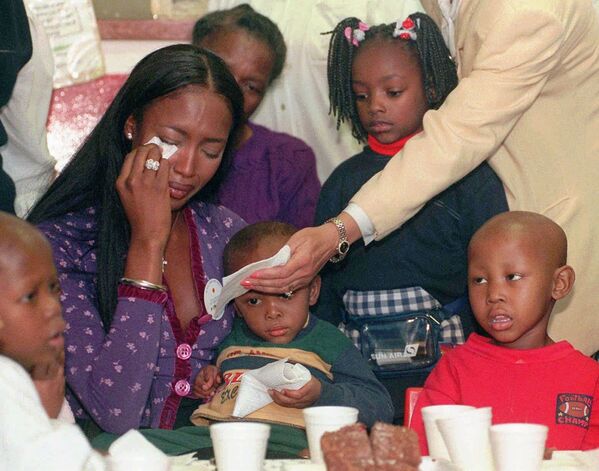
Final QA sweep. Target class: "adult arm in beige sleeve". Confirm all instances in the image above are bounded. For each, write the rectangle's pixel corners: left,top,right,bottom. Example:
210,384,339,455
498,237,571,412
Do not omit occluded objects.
354,4,564,239
244,3,566,292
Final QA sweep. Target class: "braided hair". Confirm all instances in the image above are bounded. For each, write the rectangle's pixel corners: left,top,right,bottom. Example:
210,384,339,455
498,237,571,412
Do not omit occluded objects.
192,4,286,84
327,13,458,142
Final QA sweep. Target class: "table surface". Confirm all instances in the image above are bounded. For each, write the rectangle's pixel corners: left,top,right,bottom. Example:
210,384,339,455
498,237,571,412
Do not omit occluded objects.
170,454,323,471
169,451,597,470
169,454,463,470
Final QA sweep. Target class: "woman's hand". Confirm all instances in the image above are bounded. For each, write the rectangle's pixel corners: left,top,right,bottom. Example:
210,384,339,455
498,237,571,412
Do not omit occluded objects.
116,144,172,247
116,144,172,283
269,377,322,409
243,213,361,293
240,224,337,293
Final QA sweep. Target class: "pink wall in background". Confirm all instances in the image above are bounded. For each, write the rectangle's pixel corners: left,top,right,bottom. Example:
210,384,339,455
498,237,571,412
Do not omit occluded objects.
48,19,186,169
47,74,127,170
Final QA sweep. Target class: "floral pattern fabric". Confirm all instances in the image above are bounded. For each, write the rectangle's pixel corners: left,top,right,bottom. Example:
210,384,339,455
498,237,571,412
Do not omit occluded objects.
39,201,245,433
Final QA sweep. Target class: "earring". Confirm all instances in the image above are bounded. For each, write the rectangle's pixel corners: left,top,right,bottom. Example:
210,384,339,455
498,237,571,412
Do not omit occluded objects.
126,132,133,140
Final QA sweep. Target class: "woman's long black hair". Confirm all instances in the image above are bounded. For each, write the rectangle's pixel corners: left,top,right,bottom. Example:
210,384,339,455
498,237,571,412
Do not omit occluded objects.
28,44,244,330
327,13,458,142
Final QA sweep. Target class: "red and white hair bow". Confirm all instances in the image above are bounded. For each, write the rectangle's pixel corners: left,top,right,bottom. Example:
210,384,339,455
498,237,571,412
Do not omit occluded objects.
393,17,418,41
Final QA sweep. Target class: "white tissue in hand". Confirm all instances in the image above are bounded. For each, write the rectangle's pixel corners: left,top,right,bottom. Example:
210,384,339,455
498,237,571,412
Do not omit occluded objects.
232,374,272,418
145,136,177,159
232,359,311,418
212,245,291,320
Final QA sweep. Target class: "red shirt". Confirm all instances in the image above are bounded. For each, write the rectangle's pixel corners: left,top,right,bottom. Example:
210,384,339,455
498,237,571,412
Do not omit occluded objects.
411,334,599,453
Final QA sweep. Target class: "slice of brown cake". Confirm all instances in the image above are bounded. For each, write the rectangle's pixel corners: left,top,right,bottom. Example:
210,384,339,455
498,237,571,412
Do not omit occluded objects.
370,422,421,469
320,423,376,471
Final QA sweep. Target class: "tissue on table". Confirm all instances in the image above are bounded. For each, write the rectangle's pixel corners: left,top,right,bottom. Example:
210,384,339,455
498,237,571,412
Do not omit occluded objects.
232,358,311,418
108,429,170,471
544,449,599,470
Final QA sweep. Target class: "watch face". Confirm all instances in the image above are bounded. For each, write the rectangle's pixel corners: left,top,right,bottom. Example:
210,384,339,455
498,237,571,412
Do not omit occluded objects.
339,241,350,255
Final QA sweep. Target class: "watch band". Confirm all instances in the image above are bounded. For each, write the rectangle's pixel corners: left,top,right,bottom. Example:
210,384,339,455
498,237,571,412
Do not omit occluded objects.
326,217,350,263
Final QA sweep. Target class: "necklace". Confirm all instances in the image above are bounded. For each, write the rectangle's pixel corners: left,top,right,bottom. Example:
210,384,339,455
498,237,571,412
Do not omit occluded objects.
162,211,183,273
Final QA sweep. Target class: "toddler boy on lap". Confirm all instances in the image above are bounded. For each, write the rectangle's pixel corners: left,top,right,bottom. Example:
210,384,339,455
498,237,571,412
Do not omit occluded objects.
193,221,393,428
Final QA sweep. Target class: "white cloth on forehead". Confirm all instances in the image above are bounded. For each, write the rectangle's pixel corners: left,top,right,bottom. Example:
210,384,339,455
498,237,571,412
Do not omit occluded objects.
232,359,311,418
212,245,291,319
145,136,178,160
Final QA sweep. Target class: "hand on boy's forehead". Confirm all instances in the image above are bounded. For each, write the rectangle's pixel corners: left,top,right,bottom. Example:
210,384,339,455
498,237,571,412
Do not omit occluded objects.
229,236,288,274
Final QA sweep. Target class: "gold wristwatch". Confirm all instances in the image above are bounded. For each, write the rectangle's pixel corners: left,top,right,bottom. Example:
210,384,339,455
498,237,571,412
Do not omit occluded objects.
326,217,350,263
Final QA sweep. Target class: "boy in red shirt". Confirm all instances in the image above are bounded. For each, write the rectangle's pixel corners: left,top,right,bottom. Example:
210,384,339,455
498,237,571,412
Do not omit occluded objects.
411,211,599,453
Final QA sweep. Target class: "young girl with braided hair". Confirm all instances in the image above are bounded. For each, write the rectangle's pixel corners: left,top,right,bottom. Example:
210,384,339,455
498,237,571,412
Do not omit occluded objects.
313,13,509,423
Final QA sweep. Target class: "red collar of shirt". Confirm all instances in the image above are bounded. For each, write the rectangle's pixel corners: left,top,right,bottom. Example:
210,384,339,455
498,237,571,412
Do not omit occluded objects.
367,132,420,156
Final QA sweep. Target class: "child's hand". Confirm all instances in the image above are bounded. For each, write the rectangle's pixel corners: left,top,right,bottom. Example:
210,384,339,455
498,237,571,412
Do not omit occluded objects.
192,365,222,399
269,377,322,409
32,350,65,419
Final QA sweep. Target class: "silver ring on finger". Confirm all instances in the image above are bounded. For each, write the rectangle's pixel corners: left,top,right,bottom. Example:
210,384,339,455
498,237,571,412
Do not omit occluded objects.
145,158,160,171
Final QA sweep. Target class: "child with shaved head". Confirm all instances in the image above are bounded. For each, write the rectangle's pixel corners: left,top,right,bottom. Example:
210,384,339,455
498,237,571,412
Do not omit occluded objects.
0,211,106,468
411,211,599,452
0,213,168,467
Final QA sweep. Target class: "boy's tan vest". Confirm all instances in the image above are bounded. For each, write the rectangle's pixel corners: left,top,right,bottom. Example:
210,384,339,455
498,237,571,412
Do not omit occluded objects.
191,345,334,428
